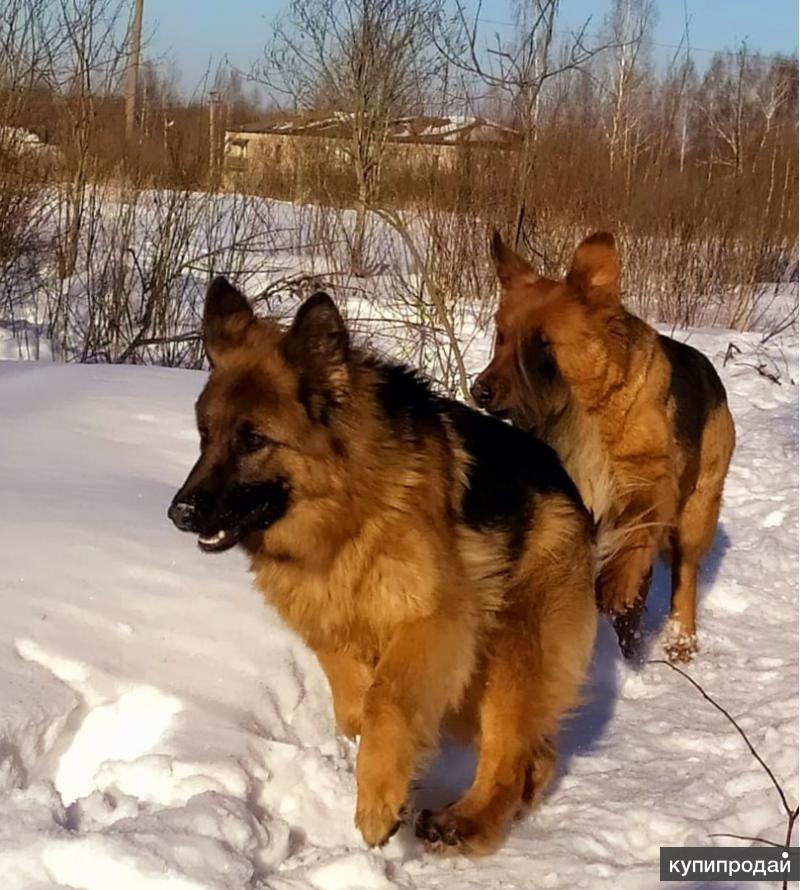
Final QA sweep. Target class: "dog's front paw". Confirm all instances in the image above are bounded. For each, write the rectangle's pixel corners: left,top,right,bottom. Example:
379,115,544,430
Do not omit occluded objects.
612,608,645,661
355,782,406,847
599,574,642,611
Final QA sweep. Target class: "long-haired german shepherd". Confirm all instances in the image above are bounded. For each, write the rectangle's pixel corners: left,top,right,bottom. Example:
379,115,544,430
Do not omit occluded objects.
169,279,597,854
472,232,735,662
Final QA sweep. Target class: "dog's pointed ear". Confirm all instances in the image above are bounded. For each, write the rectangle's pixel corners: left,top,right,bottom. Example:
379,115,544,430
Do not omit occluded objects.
490,231,537,287
203,276,254,365
285,291,348,366
282,292,349,421
566,232,619,307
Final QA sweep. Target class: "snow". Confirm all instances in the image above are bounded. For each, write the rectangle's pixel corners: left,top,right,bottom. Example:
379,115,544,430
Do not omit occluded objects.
0,322,797,888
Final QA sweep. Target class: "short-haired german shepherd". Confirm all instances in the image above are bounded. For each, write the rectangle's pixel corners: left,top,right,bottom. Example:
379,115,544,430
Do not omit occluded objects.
169,279,597,855
473,232,735,662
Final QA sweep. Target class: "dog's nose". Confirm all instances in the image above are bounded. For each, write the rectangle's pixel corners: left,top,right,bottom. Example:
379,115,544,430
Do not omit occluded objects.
168,498,198,532
471,377,493,408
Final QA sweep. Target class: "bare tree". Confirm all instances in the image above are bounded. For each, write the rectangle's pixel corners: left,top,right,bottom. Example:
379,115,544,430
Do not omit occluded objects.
436,0,616,245
656,3,695,177
34,0,132,278
696,43,751,178
0,0,59,342
603,0,656,180
259,0,445,274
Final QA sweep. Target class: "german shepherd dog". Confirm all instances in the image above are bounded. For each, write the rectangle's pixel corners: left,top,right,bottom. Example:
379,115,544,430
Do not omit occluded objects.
169,279,597,854
472,232,735,662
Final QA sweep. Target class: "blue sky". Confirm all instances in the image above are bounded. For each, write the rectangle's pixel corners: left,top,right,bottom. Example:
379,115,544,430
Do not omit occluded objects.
146,0,799,92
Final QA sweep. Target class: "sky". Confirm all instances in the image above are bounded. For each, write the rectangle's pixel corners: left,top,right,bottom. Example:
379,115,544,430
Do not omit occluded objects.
145,0,799,94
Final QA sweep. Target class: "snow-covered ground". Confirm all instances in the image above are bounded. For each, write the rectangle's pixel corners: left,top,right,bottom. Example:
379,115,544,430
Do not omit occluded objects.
0,320,797,889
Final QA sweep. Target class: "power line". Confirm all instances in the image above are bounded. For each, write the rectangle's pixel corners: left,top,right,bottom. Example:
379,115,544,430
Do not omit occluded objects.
474,16,794,61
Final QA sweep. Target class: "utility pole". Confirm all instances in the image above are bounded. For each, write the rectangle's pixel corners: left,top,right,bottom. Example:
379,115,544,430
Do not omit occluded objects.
125,0,144,140
209,89,220,185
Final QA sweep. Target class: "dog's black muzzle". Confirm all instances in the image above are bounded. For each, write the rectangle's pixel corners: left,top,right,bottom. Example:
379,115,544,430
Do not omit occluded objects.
168,480,290,553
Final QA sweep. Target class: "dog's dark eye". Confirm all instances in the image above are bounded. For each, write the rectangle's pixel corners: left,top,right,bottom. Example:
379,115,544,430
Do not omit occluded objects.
238,426,269,454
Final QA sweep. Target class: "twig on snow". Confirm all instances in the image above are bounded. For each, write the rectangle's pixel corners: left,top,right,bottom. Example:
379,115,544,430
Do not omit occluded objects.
648,658,798,889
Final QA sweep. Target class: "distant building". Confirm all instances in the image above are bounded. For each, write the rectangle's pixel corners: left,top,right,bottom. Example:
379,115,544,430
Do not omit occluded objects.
0,126,46,154
222,112,520,191
0,126,61,170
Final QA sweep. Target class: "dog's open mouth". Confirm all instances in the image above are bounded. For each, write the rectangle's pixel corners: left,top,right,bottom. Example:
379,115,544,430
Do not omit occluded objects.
198,528,234,552
197,483,289,554
485,405,511,421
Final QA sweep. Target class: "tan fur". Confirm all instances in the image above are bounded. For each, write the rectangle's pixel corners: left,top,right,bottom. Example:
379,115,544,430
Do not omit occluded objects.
476,232,735,662
242,365,595,850
176,286,599,855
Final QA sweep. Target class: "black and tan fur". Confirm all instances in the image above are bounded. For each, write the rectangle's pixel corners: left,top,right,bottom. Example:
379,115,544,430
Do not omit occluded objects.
472,232,736,662
169,280,597,855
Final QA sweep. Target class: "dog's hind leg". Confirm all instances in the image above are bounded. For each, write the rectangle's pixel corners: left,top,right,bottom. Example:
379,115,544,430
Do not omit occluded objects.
417,504,597,855
416,595,593,855
667,547,700,663
666,406,734,663
415,615,549,855
667,479,724,662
